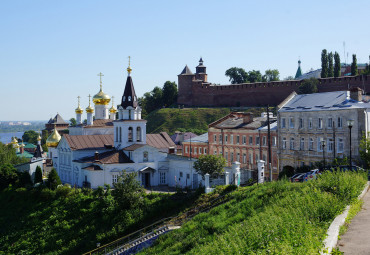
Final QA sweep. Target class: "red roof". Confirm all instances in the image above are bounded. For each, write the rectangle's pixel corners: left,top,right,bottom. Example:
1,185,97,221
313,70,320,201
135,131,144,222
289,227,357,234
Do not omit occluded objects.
147,132,176,149
76,150,133,164
64,134,113,150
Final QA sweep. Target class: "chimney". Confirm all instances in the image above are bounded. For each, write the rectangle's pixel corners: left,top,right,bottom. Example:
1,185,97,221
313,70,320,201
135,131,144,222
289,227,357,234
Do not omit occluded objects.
242,113,253,124
94,151,99,161
350,87,362,101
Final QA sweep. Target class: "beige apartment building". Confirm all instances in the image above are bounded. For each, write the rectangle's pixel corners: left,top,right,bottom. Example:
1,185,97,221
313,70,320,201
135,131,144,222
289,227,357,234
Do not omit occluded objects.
278,88,370,170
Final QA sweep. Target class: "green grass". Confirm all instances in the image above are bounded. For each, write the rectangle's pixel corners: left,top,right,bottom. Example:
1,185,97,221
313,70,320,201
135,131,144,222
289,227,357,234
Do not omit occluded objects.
339,199,364,237
0,186,201,255
139,171,367,255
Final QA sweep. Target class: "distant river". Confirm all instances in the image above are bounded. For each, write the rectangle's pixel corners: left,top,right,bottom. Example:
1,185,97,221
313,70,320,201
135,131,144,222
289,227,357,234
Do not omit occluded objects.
0,132,24,144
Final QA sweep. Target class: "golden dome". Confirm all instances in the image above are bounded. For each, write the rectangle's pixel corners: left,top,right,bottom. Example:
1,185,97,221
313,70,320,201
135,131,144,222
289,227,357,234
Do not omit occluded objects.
75,96,83,114
11,137,18,144
46,128,61,147
93,89,110,105
37,135,41,141
86,94,94,113
109,96,117,113
21,142,25,147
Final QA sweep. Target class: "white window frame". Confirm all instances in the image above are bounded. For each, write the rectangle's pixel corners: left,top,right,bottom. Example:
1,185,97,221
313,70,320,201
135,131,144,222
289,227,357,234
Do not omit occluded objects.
242,135,246,144
282,137,287,149
300,138,304,150
230,135,233,144
289,117,294,128
338,138,344,153
308,118,313,129
290,137,295,150
328,118,333,129
318,118,323,129
281,118,286,128
328,138,334,152
299,118,303,129
338,117,343,128
309,138,314,151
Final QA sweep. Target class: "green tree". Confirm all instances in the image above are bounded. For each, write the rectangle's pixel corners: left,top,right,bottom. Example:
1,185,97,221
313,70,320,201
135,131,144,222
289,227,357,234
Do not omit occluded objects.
297,78,318,94
225,67,248,84
0,163,18,190
0,142,28,165
35,165,43,183
263,69,280,82
47,168,61,190
18,171,32,187
359,134,370,168
334,51,341,77
247,70,263,83
283,76,295,80
193,154,226,178
162,81,178,107
112,171,144,210
328,52,334,77
69,118,77,127
351,54,358,76
22,130,39,145
321,49,328,78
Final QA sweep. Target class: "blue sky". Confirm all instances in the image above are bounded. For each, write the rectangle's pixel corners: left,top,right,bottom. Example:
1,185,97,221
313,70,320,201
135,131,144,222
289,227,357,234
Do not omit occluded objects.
1,0,369,121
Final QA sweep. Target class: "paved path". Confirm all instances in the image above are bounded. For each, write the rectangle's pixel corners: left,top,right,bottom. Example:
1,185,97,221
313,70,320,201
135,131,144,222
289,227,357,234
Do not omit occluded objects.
337,187,370,254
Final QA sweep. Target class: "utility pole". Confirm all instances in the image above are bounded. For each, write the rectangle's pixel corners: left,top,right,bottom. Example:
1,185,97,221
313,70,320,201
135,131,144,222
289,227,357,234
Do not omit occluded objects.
267,105,272,181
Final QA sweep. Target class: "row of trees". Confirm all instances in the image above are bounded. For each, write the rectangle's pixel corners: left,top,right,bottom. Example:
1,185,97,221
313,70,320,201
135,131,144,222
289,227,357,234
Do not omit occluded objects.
321,50,341,78
138,81,178,115
225,68,280,84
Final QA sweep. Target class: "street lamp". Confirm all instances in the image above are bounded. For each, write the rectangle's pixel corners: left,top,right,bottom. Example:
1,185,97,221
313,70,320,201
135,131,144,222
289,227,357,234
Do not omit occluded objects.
347,119,354,170
321,140,326,169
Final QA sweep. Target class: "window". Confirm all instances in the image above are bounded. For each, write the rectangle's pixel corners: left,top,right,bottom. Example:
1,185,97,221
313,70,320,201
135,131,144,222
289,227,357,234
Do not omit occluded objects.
225,135,228,144
143,151,148,162
112,174,118,184
256,154,259,162
282,138,287,149
318,118,323,129
262,154,266,162
231,152,234,162
309,118,313,129
309,138,314,150
272,136,277,146
338,138,344,153
243,153,246,164
219,134,222,144
225,152,228,161
204,148,207,154
160,172,166,184
236,135,240,144
289,117,294,128
299,118,303,128
119,127,122,142
317,138,324,152
242,135,246,144
137,127,141,141
199,147,202,154
328,138,334,152
290,138,295,150
237,153,240,162
214,150,217,155
115,127,118,141
230,135,233,144
214,135,217,143
328,118,333,128
187,173,190,179
128,127,133,142
249,136,253,145
194,147,197,154
338,117,343,128
300,138,304,150
281,118,286,128
179,172,183,178
128,96,131,101
185,146,188,153
249,153,253,164
256,136,260,145
262,136,266,146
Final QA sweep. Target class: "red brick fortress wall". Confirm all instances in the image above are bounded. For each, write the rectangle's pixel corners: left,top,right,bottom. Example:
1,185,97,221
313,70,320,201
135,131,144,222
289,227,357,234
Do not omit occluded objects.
178,75,370,107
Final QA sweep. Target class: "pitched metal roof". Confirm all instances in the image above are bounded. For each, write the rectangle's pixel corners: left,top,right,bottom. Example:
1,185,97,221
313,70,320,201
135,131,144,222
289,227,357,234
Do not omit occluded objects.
147,132,176,149
279,91,370,112
64,134,113,150
122,144,146,151
183,133,208,143
121,76,138,109
179,65,193,75
170,132,197,144
76,150,133,164
83,119,114,128
48,113,68,124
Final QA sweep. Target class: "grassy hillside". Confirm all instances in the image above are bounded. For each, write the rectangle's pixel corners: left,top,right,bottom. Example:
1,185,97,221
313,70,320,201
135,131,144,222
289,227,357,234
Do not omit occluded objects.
139,171,367,254
145,107,275,135
0,186,201,255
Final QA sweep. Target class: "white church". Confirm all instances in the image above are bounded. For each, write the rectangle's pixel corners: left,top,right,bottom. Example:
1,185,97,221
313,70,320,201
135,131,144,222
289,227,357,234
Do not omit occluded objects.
47,63,204,189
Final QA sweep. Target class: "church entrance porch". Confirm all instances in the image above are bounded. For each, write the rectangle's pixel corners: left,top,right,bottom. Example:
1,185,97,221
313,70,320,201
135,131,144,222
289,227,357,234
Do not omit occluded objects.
139,167,155,188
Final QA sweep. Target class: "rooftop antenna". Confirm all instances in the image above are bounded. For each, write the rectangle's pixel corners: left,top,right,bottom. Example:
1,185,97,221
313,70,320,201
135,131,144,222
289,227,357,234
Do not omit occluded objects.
343,41,346,65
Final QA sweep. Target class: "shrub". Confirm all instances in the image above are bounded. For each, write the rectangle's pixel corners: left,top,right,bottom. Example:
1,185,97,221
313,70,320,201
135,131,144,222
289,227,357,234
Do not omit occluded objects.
34,166,43,184
47,168,61,190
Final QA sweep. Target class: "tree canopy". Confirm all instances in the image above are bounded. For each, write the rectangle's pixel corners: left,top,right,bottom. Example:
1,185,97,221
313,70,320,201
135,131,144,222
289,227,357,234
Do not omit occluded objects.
0,163,18,190
47,168,61,190
321,49,328,78
22,130,39,145
351,54,358,76
334,52,341,77
225,67,280,84
35,166,43,183
69,118,76,127
193,155,226,178
297,78,318,94
112,171,144,210
328,52,334,77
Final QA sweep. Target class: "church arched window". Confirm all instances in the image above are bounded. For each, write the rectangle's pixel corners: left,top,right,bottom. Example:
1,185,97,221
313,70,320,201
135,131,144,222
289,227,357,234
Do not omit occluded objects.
128,127,133,142
143,151,148,162
128,96,131,101
137,127,141,141
119,127,122,142
123,96,126,101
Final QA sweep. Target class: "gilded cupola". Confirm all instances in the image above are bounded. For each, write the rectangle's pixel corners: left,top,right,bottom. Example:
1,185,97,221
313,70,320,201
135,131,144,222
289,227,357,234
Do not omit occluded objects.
93,72,111,105
46,126,61,147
